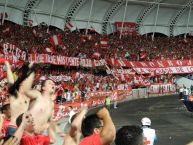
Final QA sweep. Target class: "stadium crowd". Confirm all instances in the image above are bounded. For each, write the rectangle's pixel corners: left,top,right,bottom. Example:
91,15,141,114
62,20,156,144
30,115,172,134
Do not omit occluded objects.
0,21,193,60
0,20,190,145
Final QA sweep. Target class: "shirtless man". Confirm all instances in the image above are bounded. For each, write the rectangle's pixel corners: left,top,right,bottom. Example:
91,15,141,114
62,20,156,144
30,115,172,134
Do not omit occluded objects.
25,79,57,142
5,61,35,137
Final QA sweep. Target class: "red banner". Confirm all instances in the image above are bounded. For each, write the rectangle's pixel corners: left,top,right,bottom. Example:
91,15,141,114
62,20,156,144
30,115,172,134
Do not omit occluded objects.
54,89,132,119
2,43,193,75
114,22,137,35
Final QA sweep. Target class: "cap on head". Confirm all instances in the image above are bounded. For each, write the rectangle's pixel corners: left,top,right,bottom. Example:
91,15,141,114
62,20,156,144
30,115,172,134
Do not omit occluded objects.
141,117,151,126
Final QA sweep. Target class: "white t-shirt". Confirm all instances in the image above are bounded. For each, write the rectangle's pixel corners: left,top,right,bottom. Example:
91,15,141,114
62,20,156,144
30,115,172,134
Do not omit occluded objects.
69,110,76,123
143,127,157,145
183,88,189,95
179,87,184,93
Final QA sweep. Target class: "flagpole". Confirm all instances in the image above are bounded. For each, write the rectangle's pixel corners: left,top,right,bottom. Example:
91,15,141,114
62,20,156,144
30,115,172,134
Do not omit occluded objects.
185,6,191,39
152,3,159,41
47,0,55,32
33,9,39,25
86,0,94,35
142,23,147,38
120,0,128,39
2,0,8,25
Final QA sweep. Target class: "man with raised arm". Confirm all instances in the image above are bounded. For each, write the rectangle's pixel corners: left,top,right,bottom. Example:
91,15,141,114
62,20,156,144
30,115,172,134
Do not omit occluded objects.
63,108,88,145
25,79,57,143
79,107,116,145
4,61,35,139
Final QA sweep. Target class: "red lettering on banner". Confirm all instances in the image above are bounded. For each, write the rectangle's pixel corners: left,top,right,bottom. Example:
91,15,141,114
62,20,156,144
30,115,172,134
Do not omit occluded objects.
158,68,164,74
189,66,193,72
176,67,184,73
168,68,173,74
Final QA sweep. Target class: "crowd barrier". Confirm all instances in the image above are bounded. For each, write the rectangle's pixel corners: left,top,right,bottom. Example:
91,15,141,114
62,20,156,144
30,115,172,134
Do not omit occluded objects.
54,83,176,120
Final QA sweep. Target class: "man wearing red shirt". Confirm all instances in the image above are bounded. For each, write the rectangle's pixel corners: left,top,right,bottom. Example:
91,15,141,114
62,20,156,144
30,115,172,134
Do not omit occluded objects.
79,108,115,145
0,102,11,140
15,113,50,145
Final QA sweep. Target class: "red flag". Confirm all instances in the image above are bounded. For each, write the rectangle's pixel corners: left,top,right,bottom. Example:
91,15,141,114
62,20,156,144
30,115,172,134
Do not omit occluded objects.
140,52,147,59
48,35,63,46
100,38,108,47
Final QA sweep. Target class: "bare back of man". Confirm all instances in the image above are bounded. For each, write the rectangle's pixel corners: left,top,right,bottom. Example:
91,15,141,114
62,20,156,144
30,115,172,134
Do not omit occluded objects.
5,61,35,126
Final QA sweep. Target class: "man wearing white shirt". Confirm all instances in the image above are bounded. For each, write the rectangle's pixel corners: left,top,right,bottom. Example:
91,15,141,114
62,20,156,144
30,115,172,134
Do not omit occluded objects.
68,106,76,124
141,117,157,145
179,86,184,99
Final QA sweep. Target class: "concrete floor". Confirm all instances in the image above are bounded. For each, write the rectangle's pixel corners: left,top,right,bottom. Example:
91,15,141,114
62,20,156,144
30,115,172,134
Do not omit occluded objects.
55,94,193,145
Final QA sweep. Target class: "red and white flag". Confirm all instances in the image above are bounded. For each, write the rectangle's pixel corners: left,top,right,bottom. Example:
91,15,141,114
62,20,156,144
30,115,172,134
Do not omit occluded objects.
120,74,126,81
117,60,126,67
48,35,63,46
64,22,74,31
100,38,108,47
140,52,147,59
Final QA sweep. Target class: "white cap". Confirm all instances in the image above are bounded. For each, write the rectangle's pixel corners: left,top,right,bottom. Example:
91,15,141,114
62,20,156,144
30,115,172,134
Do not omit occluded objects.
141,117,151,126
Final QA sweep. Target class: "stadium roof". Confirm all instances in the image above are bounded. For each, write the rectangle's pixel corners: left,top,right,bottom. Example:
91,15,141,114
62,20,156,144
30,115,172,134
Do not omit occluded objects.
0,0,192,36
